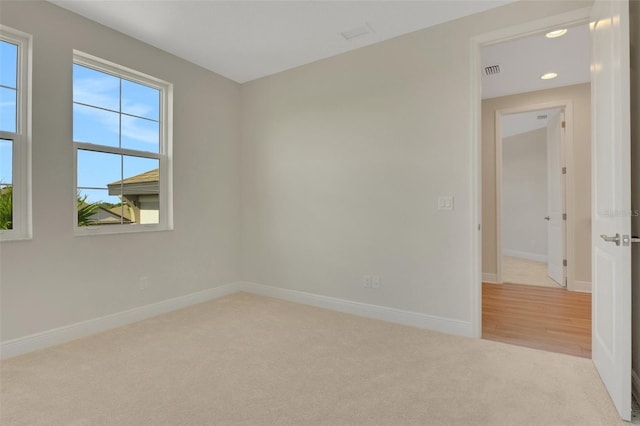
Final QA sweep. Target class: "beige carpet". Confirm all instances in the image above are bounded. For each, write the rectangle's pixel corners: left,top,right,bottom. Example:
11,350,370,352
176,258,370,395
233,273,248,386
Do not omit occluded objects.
0,292,624,426
502,255,563,288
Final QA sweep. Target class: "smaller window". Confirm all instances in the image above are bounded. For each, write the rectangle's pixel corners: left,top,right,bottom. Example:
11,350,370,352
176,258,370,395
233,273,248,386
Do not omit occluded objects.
0,26,32,241
73,51,172,235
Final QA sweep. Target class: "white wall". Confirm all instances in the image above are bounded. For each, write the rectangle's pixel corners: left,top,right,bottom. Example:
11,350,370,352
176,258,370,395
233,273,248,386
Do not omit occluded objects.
0,2,241,341
501,128,548,260
240,1,593,328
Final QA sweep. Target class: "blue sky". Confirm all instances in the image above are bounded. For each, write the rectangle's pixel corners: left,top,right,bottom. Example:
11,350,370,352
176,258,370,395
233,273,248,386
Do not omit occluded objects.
74,64,161,204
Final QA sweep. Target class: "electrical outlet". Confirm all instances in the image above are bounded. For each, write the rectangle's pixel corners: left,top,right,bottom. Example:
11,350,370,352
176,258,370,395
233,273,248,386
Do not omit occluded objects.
139,276,149,290
372,275,381,289
363,275,372,288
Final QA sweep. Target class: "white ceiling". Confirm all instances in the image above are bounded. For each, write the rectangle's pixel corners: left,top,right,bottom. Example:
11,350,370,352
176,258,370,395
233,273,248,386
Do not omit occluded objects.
481,23,591,99
50,0,515,83
501,108,562,138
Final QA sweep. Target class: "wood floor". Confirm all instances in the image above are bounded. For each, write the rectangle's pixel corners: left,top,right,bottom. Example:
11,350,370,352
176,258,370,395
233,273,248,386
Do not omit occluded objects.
482,282,592,358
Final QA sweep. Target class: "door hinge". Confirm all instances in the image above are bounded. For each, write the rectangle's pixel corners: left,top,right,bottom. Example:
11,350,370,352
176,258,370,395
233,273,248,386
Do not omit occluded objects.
562,167,567,175
563,259,567,267
561,121,566,129
562,213,567,220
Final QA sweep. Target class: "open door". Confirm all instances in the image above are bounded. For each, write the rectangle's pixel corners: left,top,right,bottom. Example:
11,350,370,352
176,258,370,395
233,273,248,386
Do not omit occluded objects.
591,0,632,420
546,110,565,286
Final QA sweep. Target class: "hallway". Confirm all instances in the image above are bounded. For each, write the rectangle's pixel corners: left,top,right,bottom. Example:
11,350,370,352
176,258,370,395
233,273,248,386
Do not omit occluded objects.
482,282,591,358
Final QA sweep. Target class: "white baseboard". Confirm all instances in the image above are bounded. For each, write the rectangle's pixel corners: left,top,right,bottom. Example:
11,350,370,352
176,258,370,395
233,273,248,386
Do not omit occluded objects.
633,370,640,405
572,280,592,293
240,281,473,338
482,273,498,283
0,282,243,360
502,249,547,263
2,280,476,360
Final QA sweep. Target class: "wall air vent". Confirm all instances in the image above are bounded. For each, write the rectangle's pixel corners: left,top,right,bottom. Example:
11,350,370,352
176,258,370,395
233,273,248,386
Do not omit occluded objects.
537,114,548,120
484,65,501,75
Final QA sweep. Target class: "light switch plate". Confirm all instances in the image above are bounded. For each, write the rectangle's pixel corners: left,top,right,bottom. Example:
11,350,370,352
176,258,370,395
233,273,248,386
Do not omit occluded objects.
438,196,454,211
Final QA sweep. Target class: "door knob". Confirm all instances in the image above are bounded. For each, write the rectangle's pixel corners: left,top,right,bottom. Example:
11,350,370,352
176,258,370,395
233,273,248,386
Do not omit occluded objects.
600,233,621,246
544,216,550,221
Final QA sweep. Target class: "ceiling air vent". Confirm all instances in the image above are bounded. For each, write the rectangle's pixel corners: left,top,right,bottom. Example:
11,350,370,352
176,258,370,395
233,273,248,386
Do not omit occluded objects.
484,65,501,75
341,23,375,40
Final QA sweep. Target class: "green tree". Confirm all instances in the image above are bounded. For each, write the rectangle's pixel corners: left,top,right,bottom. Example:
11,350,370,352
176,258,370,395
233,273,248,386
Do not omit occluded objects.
77,192,100,226
0,185,12,230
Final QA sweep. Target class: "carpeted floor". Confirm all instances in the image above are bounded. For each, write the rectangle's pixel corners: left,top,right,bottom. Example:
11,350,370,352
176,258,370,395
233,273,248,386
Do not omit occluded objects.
0,292,624,425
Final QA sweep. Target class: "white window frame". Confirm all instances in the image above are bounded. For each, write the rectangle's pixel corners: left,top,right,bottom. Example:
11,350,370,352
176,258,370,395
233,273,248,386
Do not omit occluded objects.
0,25,32,242
73,50,173,236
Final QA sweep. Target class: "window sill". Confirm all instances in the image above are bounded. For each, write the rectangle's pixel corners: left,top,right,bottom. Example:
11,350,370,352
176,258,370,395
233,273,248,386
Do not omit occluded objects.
0,231,32,242
74,223,173,237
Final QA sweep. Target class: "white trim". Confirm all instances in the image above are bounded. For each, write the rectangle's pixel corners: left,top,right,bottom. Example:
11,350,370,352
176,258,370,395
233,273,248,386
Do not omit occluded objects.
482,273,498,283
0,25,32,242
1,282,474,360
470,6,592,335
572,280,592,293
495,111,504,284
0,282,242,360
502,249,548,263
469,33,483,339
633,370,640,405
240,282,473,338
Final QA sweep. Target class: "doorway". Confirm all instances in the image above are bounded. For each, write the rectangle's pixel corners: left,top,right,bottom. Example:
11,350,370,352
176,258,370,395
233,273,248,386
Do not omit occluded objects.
470,3,633,420
477,17,591,355
497,105,568,289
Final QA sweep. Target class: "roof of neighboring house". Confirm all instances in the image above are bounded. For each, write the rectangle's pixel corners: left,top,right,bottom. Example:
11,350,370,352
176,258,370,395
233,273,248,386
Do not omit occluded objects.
116,169,159,185
80,203,133,225
107,205,133,222
108,168,159,196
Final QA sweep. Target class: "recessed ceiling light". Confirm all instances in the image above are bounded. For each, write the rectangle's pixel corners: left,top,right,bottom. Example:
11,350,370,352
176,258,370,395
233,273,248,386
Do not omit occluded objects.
540,72,558,80
546,29,568,38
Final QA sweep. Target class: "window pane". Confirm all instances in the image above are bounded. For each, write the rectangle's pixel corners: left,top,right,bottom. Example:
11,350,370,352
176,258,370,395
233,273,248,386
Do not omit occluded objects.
77,189,127,226
0,40,17,88
0,139,12,230
77,150,123,226
123,156,159,225
0,138,12,185
0,87,16,132
121,115,159,153
77,150,121,195
122,80,159,120
73,104,119,147
73,64,120,111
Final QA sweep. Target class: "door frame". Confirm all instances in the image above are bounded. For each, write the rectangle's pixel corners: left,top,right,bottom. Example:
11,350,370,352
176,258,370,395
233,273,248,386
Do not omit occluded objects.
494,102,573,289
469,7,592,338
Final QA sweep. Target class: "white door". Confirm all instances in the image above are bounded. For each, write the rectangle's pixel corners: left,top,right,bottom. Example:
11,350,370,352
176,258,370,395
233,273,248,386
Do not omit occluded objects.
591,0,632,420
546,110,565,286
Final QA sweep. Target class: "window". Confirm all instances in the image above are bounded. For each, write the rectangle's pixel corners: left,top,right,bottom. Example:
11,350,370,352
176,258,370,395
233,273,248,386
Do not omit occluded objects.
73,51,172,235
0,26,31,241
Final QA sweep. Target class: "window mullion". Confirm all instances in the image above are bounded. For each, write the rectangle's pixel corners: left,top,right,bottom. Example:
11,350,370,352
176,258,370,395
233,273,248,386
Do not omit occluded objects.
73,142,161,160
